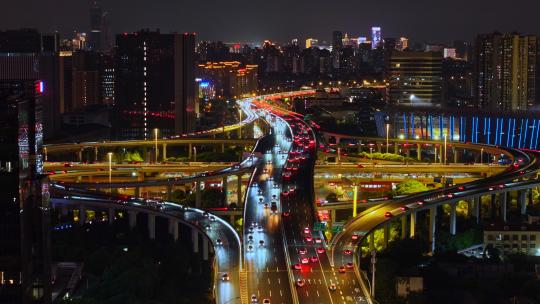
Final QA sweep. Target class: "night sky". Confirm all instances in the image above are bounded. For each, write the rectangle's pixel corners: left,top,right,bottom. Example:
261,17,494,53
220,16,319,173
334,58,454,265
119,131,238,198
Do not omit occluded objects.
2,0,539,44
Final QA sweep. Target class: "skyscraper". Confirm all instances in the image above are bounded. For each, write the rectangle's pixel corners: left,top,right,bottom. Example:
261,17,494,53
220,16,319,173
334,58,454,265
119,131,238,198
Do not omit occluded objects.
0,80,51,304
89,1,103,51
388,51,443,105
305,38,318,49
371,27,382,49
474,32,537,110
332,31,343,51
114,30,195,139
397,37,409,51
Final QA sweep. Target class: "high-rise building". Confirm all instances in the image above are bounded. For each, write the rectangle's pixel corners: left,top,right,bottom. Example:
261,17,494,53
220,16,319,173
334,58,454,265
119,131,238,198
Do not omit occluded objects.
89,1,102,51
474,32,537,110
305,38,318,49
332,31,343,51
0,80,51,304
72,50,100,110
397,37,409,51
388,51,443,105
197,61,258,98
371,27,382,49
114,30,195,139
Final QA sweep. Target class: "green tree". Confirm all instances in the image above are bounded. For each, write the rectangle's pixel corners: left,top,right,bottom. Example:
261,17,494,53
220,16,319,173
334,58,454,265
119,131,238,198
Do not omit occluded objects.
393,180,429,196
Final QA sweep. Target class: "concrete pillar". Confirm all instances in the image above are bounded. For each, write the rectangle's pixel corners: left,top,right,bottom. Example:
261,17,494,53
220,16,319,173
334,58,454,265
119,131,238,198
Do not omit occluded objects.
416,144,422,161
466,200,472,219
166,184,173,200
222,176,228,205
383,224,390,249
453,147,458,163
400,216,407,240
410,211,417,238
195,182,202,208
520,190,528,215
331,209,336,224
229,214,236,223
169,219,179,241
501,192,507,222
490,194,497,219
128,211,137,230
94,147,98,162
134,187,141,197
429,207,437,252
188,143,193,159
376,142,382,153
148,214,156,240
221,143,225,153
369,233,375,252
236,174,243,205
439,144,443,164
79,205,86,225
474,197,481,223
192,228,199,253
394,142,399,154
77,149,83,162
162,143,167,161
450,203,457,235
108,208,115,225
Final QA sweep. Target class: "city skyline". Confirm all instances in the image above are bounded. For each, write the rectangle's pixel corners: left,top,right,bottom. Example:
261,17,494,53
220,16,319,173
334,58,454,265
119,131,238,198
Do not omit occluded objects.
3,0,540,43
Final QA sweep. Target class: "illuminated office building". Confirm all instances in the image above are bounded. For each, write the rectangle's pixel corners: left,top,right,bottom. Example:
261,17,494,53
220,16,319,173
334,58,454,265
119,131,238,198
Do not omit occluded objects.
397,37,409,51
305,38,318,49
474,32,537,111
196,61,257,98
371,27,382,49
388,51,443,105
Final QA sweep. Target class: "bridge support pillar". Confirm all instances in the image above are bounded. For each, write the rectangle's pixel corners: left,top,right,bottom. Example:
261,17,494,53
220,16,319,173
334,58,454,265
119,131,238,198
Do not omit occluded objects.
520,190,528,215
78,205,86,225
94,147,98,162
192,228,199,253
188,143,193,159
168,219,179,241
203,239,209,261
453,147,458,163
148,214,156,240
128,211,137,229
376,142,382,153
501,192,508,222
394,142,399,154
400,216,407,240
383,224,390,249
410,211,417,238
162,143,167,161
369,233,375,252
134,187,141,197
429,206,437,252
222,177,228,205
450,203,457,235
108,208,115,225
77,148,83,162
166,184,173,200
229,214,236,223
195,182,202,208
221,143,225,153
416,144,422,161
490,194,497,219
331,209,336,224
473,197,481,223
237,174,243,205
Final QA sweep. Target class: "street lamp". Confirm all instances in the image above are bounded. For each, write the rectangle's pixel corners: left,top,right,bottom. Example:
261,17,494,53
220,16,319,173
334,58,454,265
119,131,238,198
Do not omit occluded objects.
237,107,242,139
386,124,390,154
107,152,113,192
193,146,197,162
154,128,159,163
443,133,447,165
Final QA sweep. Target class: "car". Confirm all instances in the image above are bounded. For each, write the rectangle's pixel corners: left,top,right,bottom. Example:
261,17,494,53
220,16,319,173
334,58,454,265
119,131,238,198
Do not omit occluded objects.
248,226,254,233
310,256,318,263
203,211,209,217
343,249,352,255
293,263,302,270
329,283,337,291
303,227,311,234
316,247,326,254
257,225,263,232
351,234,359,240
259,240,265,247
384,211,393,218
301,257,309,264
259,198,264,203
262,299,270,304
204,225,212,231
222,273,230,281
399,206,409,211
346,262,354,268
298,248,307,255
209,216,216,221
338,266,346,273
296,278,305,287
270,204,277,213
447,193,454,198
258,189,263,195
272,194,277,199
216,238,223,246
264,203,269,209
248,235,254,242
252,182,259,188
305,236,313,242
282,211,290,217
314,237,322,244
251,294,258,303
247,245,253,252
